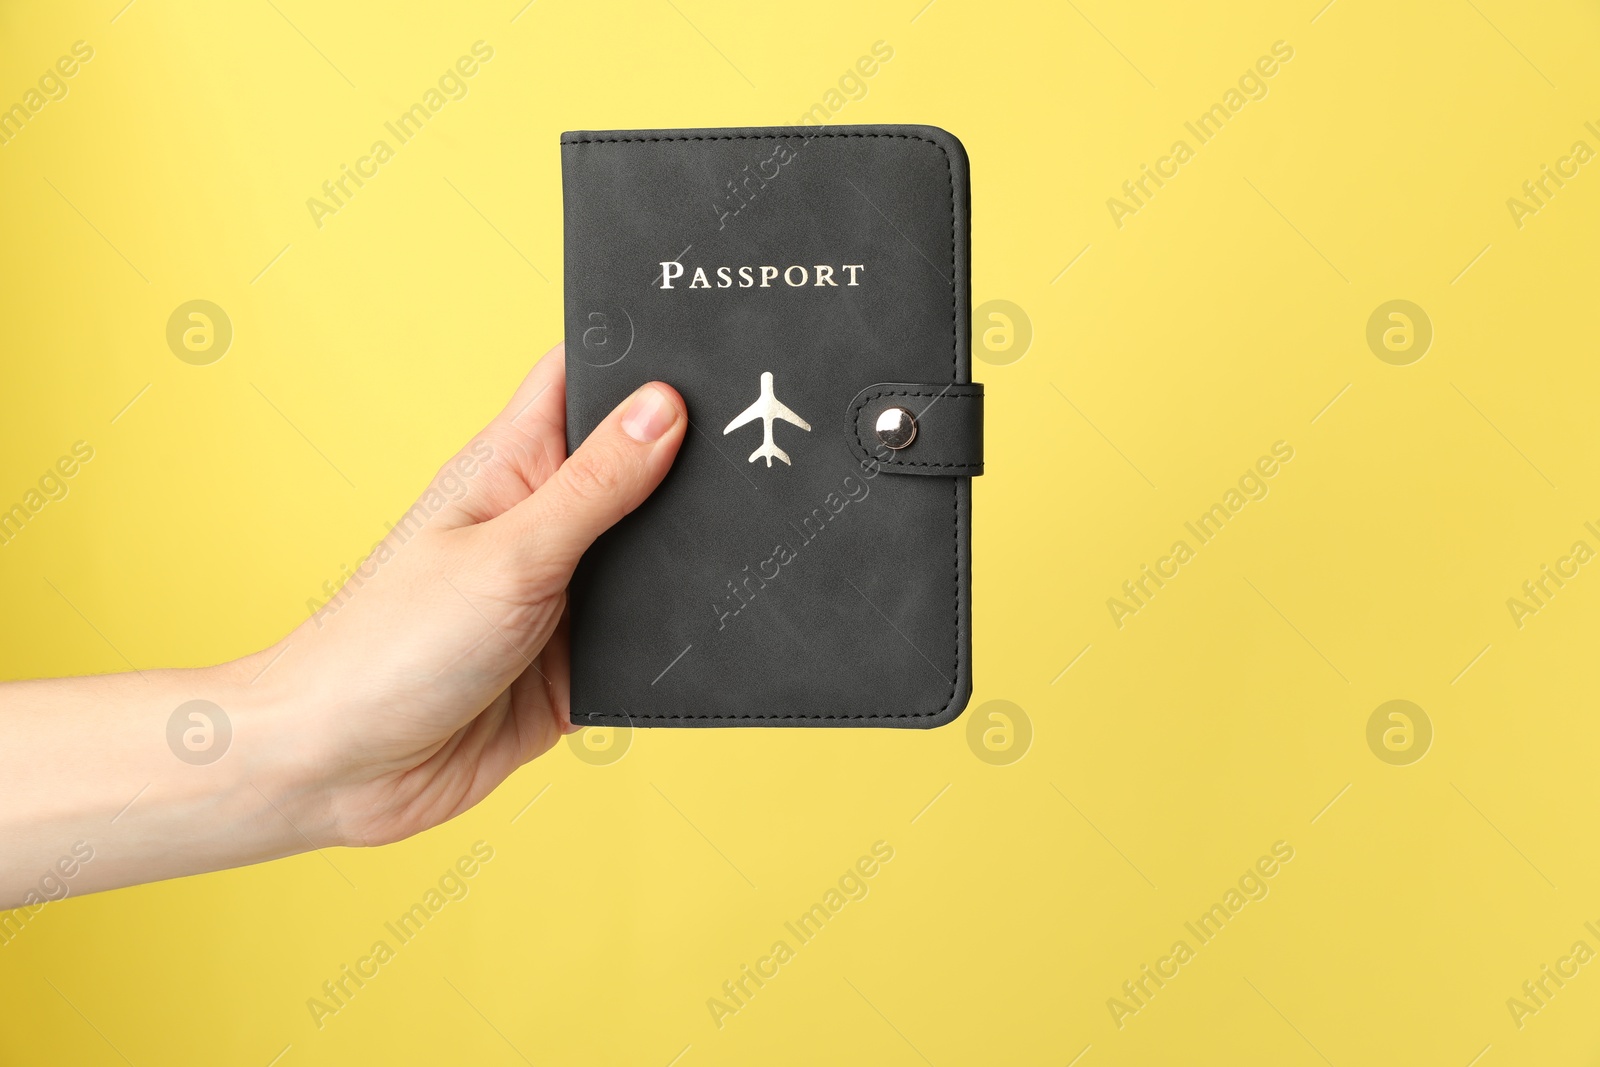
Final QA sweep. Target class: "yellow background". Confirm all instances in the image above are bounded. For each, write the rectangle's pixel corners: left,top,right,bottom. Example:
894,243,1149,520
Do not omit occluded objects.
3,0,1599,1063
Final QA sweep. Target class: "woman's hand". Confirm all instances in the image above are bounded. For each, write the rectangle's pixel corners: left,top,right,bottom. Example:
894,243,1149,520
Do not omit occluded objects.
0,344,686,907
262,343,685,847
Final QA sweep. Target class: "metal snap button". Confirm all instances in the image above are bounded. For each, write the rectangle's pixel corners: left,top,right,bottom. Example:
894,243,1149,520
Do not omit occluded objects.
874,406,917,450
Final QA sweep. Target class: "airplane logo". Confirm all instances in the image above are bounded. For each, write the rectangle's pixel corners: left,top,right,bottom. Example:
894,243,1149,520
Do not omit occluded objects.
722,371,811,467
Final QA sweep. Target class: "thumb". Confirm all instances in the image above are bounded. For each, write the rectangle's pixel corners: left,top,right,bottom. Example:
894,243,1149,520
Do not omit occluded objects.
498,381,686,580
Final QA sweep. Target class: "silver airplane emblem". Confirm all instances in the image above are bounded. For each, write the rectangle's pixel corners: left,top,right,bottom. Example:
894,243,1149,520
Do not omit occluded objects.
722,371,811,467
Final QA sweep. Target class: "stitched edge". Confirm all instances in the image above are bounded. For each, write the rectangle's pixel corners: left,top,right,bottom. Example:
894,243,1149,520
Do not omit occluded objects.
849,387,983,470
575,713,925,723
567,130,966,722
564,131,934,146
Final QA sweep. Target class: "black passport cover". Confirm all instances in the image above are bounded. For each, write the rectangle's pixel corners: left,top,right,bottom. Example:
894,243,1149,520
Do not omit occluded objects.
561,124,973,727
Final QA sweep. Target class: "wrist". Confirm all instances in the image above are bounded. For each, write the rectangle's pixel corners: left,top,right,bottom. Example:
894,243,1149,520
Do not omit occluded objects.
218,644,344,854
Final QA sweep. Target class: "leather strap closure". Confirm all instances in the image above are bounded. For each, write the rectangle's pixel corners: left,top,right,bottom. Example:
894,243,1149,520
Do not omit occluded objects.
846,382,984,476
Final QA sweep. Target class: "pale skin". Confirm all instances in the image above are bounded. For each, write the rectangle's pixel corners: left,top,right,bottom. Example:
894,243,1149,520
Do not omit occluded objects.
0,344,686,910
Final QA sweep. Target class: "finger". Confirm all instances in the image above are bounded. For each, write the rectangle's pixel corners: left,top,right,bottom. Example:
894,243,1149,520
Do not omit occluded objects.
536,606,578,735
433,343,570,529
489,381,685,584
493,341,568,446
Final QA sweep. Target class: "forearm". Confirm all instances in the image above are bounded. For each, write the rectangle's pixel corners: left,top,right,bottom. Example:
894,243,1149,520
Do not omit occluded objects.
0,649,329,909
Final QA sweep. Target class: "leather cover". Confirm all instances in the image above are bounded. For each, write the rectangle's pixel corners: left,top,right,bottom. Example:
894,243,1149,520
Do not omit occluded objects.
561,123,976,728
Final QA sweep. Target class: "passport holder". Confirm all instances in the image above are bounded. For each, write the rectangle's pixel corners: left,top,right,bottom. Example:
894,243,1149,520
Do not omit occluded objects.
561,124,981,727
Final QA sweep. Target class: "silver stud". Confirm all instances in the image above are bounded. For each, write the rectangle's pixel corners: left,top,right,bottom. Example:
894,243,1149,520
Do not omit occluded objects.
874,406,917,450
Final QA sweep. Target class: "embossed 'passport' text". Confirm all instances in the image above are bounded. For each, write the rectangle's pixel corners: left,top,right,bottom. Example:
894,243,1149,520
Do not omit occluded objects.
659,261,864,289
